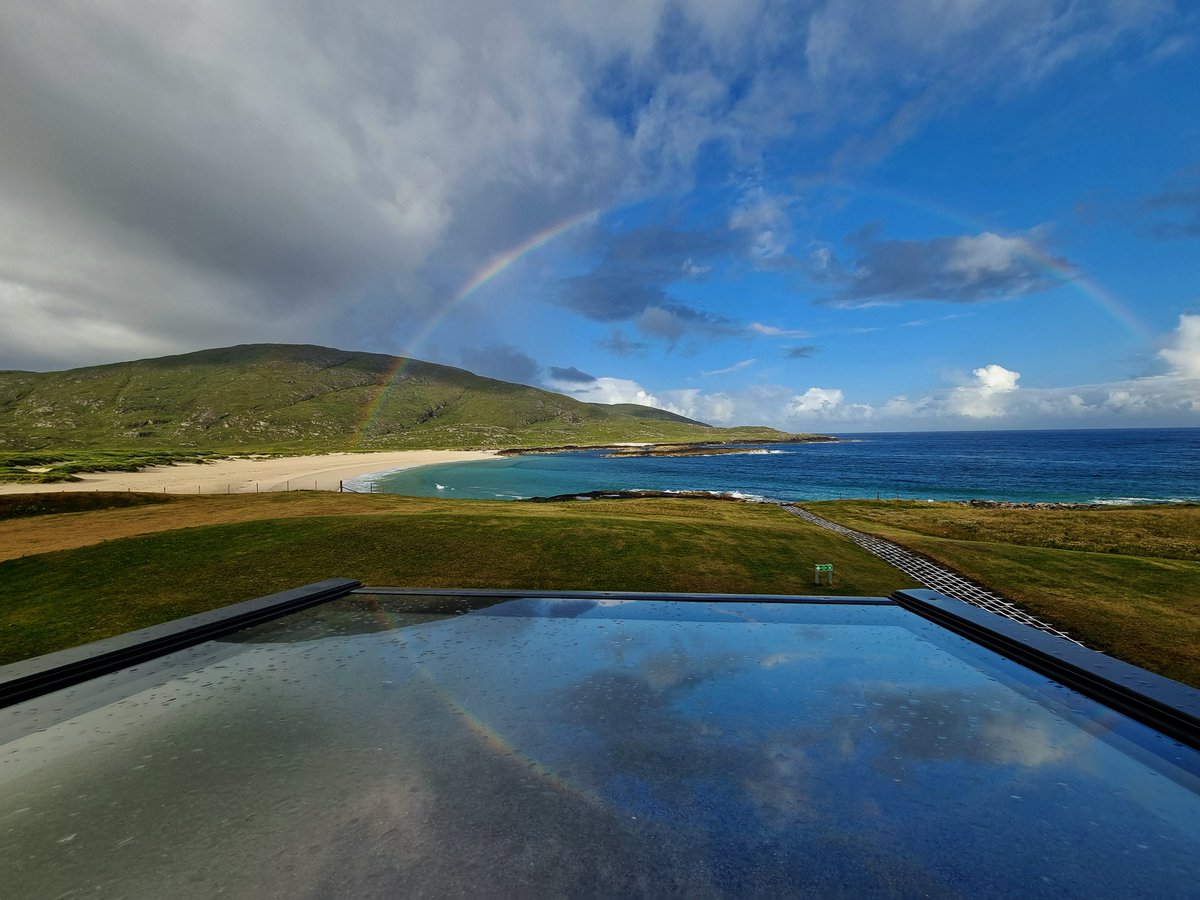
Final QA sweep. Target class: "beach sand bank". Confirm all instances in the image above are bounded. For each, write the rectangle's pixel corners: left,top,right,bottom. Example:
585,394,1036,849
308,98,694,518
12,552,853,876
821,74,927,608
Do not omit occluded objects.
0,450,499,495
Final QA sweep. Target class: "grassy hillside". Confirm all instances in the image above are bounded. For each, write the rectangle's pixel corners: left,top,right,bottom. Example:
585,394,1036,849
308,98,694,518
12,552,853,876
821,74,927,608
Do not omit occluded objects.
0,343,798,452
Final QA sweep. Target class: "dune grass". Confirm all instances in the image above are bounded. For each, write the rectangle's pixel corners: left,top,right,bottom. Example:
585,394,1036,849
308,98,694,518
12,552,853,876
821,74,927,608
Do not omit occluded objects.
806,501,1200,687
0,494,915,665
0,450,222,483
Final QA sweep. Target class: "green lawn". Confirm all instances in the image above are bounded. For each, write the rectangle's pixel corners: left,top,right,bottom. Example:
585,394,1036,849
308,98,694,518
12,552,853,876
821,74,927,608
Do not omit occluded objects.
806,500,1200,687
0,496,916,665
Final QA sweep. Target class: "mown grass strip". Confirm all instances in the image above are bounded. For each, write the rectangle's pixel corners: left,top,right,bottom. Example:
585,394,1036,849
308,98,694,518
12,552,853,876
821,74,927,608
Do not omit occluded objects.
807,500,1200,687
0,497,916,664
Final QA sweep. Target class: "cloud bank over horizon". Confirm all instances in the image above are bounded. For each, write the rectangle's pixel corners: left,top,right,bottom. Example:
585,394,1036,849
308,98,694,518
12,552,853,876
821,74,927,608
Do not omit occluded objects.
0,1,1196,431
566,315,1200,431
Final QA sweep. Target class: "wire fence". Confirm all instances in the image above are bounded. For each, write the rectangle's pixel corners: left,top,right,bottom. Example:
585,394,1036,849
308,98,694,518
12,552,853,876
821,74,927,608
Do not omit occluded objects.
34,479,387,495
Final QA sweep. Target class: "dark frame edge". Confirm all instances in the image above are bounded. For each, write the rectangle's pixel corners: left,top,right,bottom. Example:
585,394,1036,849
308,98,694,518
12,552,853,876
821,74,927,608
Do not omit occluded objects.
891,588,1200,752
354,586,894,604
0,578,361,708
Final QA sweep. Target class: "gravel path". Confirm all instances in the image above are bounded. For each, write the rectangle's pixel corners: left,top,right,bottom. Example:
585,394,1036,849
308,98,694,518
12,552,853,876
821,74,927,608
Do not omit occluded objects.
785,504,1079,643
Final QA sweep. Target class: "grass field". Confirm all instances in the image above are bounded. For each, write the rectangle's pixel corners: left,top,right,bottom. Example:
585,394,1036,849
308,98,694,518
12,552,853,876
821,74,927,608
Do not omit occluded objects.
806,500,1200,687
0,493,916,665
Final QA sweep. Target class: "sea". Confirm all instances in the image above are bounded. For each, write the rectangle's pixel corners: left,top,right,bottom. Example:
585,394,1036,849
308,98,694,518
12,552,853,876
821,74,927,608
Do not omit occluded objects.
356,428,1200,505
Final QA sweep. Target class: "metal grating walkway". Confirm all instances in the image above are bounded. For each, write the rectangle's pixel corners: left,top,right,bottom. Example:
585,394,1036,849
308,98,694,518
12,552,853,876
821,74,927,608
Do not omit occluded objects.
784,505,1080,644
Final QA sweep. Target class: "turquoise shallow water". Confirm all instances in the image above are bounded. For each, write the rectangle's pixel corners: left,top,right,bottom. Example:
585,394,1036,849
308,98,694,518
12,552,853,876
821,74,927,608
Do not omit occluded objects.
357,428,1200,504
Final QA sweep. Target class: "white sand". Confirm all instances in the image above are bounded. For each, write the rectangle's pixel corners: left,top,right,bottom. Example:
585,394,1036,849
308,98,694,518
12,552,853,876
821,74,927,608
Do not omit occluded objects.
0,450,499,495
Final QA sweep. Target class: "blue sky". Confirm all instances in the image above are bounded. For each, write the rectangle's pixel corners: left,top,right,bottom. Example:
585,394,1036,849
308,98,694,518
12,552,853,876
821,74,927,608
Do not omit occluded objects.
1,2,1197,431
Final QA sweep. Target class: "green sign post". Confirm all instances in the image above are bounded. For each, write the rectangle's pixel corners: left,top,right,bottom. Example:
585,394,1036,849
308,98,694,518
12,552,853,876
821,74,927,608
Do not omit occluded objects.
814,563,835,586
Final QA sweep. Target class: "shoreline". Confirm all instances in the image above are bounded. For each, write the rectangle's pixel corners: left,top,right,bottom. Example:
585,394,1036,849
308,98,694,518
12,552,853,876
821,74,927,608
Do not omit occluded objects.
0,450,500,495
498,435,837,457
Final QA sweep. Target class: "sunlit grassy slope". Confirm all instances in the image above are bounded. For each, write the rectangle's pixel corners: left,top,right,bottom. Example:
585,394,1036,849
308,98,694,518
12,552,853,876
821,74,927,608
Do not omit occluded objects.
0,493,916,664
0,343,797,454
806,500,1200,687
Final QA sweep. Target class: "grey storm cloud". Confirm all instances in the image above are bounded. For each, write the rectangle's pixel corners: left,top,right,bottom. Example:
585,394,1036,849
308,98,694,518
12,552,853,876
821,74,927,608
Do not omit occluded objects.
459,345,541,386
558,274,672,323
637,304,736,341
1145,165,1200,239
818,229,1072,306
556,222,743,339
548,366,596,384
596,329,648,357
0,1,1182,370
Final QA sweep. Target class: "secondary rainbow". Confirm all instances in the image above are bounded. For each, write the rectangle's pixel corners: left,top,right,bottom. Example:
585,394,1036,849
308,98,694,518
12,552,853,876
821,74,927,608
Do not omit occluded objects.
809,180,1155,343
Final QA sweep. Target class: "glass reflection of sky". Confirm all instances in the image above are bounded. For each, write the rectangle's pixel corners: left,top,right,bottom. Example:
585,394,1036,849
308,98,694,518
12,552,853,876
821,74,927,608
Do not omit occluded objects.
2,596,1198,898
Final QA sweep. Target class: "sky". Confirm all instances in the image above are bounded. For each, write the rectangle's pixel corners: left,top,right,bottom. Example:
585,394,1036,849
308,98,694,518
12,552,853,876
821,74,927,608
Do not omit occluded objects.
1,1,1198,432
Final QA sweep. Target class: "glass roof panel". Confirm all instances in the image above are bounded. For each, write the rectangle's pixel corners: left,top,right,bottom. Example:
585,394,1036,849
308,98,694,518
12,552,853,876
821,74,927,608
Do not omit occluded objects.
2,594,1198,897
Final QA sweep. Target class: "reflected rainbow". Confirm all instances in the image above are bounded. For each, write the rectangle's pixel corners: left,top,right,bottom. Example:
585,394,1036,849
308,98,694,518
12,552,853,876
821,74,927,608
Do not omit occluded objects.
365,598,607,809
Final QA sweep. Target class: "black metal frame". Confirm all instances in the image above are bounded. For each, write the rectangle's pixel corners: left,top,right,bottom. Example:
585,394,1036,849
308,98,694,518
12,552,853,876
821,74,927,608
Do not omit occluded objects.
892,588,1200,752
355,586,893,604
0,578,360,708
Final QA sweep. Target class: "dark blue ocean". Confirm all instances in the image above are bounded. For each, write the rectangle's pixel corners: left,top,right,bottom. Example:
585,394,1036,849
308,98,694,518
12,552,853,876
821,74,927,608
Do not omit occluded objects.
361,428,1200,505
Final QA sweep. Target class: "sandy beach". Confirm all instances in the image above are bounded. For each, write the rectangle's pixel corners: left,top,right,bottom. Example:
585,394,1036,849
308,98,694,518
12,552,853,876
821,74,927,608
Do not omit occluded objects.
0,450,499,495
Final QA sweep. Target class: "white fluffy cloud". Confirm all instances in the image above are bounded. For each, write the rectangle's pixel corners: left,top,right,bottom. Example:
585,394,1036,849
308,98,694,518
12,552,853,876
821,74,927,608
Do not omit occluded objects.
659,389,738,425
1160,313,1200,378
788,387,844,414
549,375,661,409
948,363,1021,418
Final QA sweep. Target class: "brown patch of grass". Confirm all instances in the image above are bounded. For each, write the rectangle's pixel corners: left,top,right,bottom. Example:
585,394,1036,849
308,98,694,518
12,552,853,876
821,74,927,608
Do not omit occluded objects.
0,492,424,561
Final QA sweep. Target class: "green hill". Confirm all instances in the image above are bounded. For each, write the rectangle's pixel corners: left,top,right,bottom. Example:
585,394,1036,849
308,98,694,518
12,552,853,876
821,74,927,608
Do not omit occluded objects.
0,343,796,452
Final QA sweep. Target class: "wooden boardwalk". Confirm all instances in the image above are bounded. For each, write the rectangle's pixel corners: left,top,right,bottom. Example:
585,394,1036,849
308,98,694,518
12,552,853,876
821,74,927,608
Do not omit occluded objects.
784,505,1080,644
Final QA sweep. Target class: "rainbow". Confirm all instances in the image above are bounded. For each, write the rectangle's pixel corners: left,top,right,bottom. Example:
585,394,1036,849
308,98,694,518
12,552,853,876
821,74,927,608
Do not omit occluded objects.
1022,249,1154,344
453,207,600,306
352,208,600,445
